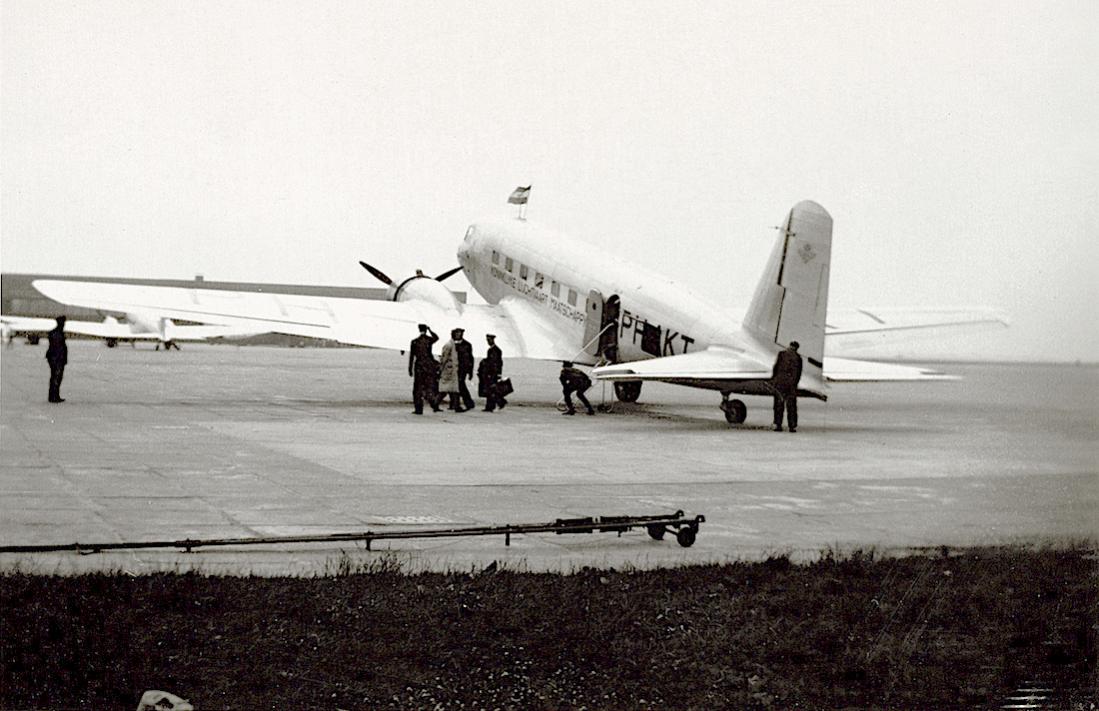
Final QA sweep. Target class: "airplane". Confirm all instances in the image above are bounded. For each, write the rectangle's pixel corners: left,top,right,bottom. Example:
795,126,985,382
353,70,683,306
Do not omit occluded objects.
1,312,260,349
30,197,1007,425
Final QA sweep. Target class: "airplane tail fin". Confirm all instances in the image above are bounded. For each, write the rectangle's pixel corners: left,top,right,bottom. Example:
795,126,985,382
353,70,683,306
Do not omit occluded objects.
742,201,832,373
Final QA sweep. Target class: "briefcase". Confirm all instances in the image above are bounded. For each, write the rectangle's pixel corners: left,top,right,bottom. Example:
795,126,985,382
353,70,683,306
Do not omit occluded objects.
495,378,514,397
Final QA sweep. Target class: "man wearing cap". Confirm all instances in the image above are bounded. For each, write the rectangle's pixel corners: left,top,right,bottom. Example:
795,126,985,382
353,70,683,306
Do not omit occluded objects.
478,334,506,411
408,324,442,414
454,328,476,411
46,316,68,403
771,341,803,432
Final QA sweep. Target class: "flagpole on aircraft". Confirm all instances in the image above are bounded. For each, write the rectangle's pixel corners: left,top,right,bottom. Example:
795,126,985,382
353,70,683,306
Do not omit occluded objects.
508,185,531,221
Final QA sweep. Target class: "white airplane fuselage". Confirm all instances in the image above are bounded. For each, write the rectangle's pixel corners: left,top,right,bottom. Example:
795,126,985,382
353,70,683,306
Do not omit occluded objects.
459,218,776,371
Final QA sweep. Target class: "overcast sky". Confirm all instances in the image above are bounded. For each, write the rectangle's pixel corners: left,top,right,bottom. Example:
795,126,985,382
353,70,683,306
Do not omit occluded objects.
2,1,1096,361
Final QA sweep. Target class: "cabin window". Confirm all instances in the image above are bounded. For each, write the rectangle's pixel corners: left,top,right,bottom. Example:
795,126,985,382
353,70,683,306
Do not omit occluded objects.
535,272,544,289
567,289,578,306
505,256,513,273
520,264,529,281
491,250,500,265
551,281,560,298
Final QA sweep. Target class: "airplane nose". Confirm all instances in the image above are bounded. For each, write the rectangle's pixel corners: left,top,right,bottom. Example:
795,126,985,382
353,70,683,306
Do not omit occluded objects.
458,225,475,263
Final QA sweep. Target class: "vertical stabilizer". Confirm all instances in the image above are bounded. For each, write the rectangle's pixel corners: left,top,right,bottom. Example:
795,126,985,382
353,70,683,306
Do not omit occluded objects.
743,201,832,371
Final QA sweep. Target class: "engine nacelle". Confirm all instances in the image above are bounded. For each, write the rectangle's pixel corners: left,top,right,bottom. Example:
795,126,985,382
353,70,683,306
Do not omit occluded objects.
126,311,169,337
392,276,461,312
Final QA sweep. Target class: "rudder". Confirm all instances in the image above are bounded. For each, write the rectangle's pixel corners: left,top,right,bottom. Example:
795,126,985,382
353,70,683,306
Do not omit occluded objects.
742,200,832,371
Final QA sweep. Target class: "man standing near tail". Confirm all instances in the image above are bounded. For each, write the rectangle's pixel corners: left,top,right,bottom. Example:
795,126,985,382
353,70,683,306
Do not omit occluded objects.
46,316,68,403
771,341,802,432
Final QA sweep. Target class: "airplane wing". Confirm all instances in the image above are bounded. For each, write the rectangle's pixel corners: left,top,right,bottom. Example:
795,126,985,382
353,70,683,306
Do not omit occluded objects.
0,315,59,333
1,314,139,340
824,308,1009,357
31,280,580,360
1,313,257,342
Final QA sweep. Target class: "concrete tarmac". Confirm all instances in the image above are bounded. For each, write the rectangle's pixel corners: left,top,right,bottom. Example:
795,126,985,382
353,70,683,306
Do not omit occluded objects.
1,341,1096,574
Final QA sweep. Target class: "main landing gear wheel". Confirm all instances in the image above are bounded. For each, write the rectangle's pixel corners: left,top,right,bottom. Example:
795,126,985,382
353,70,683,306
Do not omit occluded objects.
646,524,666,541
613,381,643,403
676,526,697,547
721,398,747,425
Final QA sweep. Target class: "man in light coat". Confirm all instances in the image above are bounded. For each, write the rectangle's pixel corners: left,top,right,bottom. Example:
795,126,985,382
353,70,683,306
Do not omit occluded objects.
437,329,465,412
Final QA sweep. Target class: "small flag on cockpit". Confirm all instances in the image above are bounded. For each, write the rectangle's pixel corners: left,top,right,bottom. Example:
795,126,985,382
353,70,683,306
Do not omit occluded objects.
507,186,531,205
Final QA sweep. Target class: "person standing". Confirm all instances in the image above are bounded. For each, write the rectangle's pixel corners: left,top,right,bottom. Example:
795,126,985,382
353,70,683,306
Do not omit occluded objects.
559,361,595,415
46,316,68,403
408,324,442,414
479,334,506,412
438,329,465,412
771,341,803,432
454,328,475,411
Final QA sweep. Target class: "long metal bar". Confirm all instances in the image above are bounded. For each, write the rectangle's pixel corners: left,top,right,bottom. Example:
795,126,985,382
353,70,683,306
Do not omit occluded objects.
0,511,705,554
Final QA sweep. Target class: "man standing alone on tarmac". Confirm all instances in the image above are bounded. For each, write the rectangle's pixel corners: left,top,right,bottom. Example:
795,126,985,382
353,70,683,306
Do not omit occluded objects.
559,361,595,415
46,316,68,403
479,334,506,412
771,341,803,432
454,328,475,411
408,324,442,414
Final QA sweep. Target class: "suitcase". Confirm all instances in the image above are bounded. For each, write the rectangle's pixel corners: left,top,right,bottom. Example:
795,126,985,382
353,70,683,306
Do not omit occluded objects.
495,378,514,397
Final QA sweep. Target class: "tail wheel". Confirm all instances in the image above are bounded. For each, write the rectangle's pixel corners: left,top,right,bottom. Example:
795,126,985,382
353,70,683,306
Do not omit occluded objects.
614,381,642,403
721,398,747,424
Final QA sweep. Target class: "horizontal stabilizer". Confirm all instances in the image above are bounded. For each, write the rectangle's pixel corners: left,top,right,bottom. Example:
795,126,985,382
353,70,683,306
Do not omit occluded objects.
822,357,959,382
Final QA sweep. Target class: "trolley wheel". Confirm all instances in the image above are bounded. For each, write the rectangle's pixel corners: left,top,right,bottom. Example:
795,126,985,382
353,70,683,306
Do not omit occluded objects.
676,527,697,548
647,523,666,541
722,398,747,424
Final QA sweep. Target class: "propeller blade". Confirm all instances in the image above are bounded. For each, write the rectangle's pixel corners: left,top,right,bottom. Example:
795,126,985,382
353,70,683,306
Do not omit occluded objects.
435,266,463,282
359,261,394,286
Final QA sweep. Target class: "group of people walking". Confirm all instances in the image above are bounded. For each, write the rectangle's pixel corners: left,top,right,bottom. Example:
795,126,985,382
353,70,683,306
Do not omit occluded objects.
408,324,508,415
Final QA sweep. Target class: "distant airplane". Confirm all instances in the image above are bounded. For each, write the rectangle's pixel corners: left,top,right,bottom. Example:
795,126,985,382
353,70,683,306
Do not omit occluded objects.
0,313,259,349
32,197,1006,424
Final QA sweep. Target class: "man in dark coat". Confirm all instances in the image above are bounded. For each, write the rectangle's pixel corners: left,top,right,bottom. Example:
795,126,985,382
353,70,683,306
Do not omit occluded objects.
408,324,442,414
559,361,595,415
46,316,68,403
454,328,475,411
771,341,803,432
478,334,506,412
